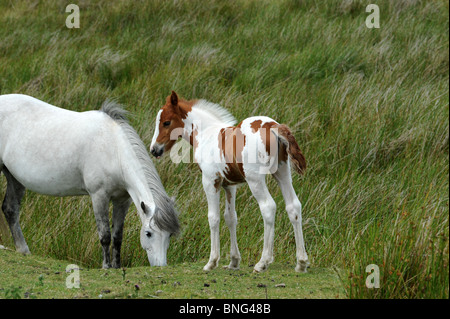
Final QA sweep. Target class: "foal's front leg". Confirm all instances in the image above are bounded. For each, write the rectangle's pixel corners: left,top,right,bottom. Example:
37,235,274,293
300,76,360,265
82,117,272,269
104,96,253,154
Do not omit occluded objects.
202,174,221,271
223,185,241,270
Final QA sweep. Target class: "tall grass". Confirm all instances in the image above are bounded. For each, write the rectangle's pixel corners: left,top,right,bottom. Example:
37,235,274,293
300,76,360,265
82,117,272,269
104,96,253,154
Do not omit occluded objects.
0,0,448,298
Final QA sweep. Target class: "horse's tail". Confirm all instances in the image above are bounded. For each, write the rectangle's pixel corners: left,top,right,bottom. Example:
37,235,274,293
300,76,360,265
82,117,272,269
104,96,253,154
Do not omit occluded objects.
275,124,306,175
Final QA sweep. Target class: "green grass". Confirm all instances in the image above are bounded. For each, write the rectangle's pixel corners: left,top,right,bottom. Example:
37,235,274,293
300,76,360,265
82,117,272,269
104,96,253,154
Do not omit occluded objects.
0,248,343,299
0,0,448,299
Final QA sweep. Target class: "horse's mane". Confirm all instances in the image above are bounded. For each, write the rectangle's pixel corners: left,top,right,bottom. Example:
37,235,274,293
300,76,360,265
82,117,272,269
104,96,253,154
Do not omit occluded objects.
100,100,180,234
193,99,237,126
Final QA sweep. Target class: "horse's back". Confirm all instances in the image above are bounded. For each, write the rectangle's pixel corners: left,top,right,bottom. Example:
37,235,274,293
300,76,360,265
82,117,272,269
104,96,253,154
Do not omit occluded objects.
0,94,122,196
0,94,67,117
0,94,91,122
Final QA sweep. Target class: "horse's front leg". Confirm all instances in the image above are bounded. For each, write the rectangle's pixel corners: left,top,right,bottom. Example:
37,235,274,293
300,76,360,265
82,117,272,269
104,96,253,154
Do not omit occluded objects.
91,191,112,269
202,174,221,271
111,197,131,268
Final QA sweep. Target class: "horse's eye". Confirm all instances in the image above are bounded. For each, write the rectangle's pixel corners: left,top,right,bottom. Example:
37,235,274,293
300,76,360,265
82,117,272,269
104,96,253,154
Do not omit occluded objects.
163,121,171,127
146,231,152,238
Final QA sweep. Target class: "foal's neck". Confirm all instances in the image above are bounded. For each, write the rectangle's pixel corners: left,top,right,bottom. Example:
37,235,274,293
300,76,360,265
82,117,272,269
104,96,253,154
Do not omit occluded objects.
183,106,229,145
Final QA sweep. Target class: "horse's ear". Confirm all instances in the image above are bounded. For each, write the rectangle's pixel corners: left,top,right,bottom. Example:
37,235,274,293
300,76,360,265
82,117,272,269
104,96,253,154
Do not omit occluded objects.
170,91,179,106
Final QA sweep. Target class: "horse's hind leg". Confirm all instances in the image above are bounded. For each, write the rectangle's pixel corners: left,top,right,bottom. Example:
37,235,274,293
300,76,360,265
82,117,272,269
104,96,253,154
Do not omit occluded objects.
111,197,131,268
272,161,309,272
91,191,112,269
1,167,30,255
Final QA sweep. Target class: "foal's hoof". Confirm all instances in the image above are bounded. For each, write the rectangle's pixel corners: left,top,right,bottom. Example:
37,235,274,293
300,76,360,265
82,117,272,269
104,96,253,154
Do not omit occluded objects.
223,257,240,270
223,264,240,271
253,262,269,273
203,261,219,272
295,260,310,273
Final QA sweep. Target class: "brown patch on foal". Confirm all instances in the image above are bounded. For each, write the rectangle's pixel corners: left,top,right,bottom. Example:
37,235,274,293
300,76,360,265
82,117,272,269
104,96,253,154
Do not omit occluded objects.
249,120,277,155
250,120,262,133
218,122,246,184
249,119,289,164
213,173,223,192
225,188,233,204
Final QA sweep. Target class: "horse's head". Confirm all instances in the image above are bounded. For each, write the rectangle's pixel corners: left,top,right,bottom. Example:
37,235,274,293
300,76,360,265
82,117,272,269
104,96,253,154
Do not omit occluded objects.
150,91,191,158
138,201,178,267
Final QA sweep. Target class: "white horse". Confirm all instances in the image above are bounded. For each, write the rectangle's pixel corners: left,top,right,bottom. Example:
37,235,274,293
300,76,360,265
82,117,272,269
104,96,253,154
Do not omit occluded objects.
0,94,179,268
150,91,309,273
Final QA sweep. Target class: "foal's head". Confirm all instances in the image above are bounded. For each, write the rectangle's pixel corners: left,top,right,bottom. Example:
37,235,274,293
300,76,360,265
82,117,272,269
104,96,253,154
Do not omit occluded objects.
150,91,194,158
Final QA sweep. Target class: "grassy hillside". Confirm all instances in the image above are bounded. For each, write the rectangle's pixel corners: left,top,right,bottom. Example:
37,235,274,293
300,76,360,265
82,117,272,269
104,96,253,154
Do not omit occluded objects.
0,0,448,298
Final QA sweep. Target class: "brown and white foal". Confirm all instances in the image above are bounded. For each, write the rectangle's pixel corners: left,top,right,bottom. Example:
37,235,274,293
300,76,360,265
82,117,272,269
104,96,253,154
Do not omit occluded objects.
150,91,309,272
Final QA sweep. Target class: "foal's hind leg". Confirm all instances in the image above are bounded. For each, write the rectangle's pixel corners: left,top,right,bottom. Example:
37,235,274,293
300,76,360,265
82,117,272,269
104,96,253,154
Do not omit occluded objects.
246,174,276,273
1,168,30,255
223,185,241,270
111,197,131,268
91,191,112,269
273,161,309,272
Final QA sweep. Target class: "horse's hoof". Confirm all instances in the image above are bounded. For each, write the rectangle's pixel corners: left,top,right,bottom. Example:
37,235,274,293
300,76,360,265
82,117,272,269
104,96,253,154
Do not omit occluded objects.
17,247,31,255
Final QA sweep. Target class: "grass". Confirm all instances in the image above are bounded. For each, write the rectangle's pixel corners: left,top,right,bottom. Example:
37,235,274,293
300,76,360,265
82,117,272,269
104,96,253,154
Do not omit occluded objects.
0,248,343,299
0,0,448,299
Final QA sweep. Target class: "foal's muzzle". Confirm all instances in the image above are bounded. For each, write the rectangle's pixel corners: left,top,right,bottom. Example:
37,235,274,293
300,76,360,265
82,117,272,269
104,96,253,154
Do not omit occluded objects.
150,144,164,158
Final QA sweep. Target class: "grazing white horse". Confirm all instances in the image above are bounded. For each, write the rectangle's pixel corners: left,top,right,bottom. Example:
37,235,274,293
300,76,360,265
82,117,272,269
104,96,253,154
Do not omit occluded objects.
150,92,309,272
0,94,179,268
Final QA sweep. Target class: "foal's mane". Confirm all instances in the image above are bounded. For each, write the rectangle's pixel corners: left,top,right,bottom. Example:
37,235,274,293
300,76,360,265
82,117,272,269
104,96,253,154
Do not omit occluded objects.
101,100,180,234
193,99,237,126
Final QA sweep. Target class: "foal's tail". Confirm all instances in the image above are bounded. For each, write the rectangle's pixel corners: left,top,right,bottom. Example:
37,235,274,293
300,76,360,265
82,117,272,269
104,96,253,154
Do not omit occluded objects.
275,124,306,175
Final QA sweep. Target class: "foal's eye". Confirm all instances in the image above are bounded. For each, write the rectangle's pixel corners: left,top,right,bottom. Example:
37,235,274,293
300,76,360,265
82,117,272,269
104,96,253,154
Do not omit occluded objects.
163,121,171,127
145,231,152,238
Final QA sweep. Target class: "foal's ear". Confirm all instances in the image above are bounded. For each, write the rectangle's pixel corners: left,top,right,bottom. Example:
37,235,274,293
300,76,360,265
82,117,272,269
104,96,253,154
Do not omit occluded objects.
170,91,179,106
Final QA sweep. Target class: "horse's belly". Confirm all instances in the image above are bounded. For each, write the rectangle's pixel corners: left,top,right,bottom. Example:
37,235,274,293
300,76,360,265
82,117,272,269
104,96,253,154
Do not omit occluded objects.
4,161,87,196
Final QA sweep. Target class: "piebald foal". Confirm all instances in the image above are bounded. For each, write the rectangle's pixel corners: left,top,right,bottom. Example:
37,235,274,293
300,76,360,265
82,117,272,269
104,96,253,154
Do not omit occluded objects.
150,92,309,272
